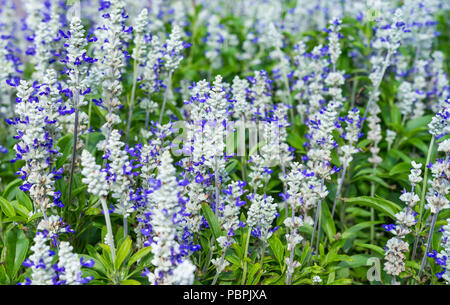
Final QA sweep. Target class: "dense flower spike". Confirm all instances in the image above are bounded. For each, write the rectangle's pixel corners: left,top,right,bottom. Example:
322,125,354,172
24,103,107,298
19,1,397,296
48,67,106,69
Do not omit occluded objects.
430,219,450,282
383,161,422,279
144,150,195,285
11,77,64,216
22,231,93,285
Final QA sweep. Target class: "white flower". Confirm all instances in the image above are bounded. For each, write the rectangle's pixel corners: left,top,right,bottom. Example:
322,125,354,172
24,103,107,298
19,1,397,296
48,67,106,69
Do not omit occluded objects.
327,19,342,68
438,139,450,154
211,257,230,274
132,8,149,65
399,192,420,207
146,150,191,285
164,24,185,73
384,237,409,276
394,209,416,229
172,260,196,285
37,215,69,237
385,129,396,148
57,242,83,285
247,194,277,243
27,232,55,285
231,76,250,119
408,161,422,185
81,150,108,197
425,159,450,214
434,219,450,283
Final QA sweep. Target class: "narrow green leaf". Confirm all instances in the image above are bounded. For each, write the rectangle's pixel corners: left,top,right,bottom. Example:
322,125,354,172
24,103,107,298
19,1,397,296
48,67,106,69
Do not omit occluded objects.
342,221,383,240
16,191,33,212
201,203,223,238
11,201,30,218
55,133,73,169
342,196,401,219
2,179,23,201
388,162,411,176
354,242,385,256
246,262,261,285
120,279,141,285
321,201,336,242
5,229,30,280
268,235,284,265
389,149,412,163
328,278,353,285
352,175,392,189
405,115,433,133
0,197,16,218
127,246,152,269
115,236,132,270
406,138,428,155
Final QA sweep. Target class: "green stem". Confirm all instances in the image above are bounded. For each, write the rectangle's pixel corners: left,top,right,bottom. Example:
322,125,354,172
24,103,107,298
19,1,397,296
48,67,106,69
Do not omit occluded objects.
212,249,227,285
202,235,215,274
68,83,80,208
100,197,116,263
159,71,173,124
277,46,294,123
412,136,435,260
85,99,93,149
418,211,439,279
241,227,251,285
123,215,128,239
125,58,138,143
370,181,375,245
310,178,324,254
331,166,347,219
350,78,358,109
418,136,435,230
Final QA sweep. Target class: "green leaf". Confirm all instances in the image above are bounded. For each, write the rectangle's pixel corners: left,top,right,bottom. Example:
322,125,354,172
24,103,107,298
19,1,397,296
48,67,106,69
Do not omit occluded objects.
27,212,43,223
390,103,401,126
16,191,33,212
11,201,30,219
164,100,183,120
389,149,412,163
85,207,101,216
80,254,107,276
357,138,372,149
342,221,383,240
342,196,401,219
115,236,132,270
55,133,73,169
354,242,385,256
287,132,305,150
120,279,141,285
225,159,239,173
201,203,223,238
339,254,371,268
127,247,152,269
5,228,30,280
2,179,23,201
0,197,16,218
246,262,262,285
352,175,392,189
388,162,411,176
0,265,10,284
72,185,88,198
405,115,433,133
268,235,284,265
327,278,353,285
406,138,429,155
321,201,336,242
